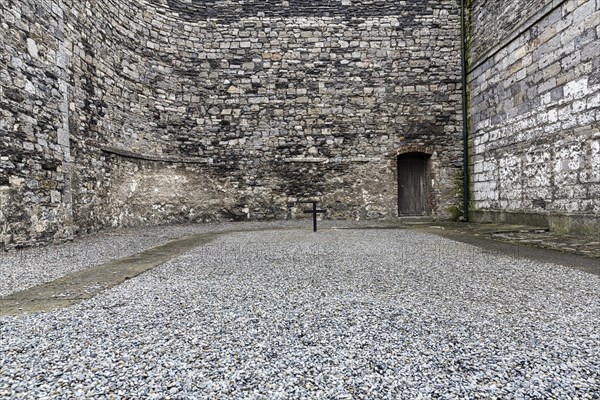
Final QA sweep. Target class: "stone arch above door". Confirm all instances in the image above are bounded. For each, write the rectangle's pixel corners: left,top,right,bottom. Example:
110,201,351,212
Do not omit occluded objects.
396,145,434,157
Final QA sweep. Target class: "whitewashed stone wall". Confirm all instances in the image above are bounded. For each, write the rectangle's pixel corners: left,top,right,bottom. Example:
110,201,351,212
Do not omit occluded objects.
468,0,600,235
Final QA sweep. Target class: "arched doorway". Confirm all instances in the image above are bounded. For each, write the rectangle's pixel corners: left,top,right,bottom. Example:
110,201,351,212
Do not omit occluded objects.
397,153,430,216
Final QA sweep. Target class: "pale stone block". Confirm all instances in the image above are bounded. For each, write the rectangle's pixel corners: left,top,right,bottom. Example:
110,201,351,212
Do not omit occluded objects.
564,77,589,98
27,38,38,58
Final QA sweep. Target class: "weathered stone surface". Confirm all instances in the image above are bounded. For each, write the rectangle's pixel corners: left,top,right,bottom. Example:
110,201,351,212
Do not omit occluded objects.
0,0,464,249
469,0,557,64
0,0,73,249
3,0,597,249
468,0,600,235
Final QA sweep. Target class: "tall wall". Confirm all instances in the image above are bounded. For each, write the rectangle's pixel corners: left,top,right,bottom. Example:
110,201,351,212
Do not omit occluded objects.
1,0,464,249
0,0,74,247
468,0,600,235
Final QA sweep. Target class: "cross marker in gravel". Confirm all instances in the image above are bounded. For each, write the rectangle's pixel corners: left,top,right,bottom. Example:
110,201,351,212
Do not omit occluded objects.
303,201,326,232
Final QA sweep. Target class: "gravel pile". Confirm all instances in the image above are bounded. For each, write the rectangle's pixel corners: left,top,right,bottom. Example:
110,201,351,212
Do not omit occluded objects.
1,227,599,399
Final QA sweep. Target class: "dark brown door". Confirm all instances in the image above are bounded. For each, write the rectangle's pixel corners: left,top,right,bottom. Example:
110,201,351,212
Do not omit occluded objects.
398,154,429,215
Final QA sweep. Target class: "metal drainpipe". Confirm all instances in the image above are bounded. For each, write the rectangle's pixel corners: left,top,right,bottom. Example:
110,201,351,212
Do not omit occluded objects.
460,0,470,221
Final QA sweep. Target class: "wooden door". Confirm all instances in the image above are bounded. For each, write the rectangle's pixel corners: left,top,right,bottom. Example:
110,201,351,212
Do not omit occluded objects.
398,154,429,216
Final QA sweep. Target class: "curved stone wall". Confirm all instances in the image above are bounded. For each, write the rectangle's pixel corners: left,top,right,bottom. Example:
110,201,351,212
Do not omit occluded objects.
1,0,464,248
77,0,465,227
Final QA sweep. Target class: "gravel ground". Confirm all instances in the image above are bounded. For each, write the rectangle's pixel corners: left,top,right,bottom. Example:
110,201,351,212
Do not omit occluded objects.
1,226,599,399
0,221,309,297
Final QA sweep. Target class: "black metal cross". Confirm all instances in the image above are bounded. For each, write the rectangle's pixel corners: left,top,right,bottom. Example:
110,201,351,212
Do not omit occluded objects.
303,201,326,232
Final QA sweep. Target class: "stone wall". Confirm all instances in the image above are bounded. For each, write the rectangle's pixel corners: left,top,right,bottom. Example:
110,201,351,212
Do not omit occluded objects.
0,0,73,247
468,0,600,235
1,0,464,249
468,0,556,62
81,0,464,226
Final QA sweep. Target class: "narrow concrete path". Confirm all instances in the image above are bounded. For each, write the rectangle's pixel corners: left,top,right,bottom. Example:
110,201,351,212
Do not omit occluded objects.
0,232,220,316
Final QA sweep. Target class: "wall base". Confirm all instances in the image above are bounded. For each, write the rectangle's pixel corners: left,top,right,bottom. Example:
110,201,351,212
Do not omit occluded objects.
470,210,600,238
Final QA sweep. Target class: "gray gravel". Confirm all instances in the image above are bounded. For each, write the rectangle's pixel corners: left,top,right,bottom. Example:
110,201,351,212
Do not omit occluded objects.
0,221,308,297
1,226,599,399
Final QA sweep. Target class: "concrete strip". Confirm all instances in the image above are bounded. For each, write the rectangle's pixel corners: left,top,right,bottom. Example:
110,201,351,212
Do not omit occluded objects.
416,226,600,277
336,221,599,276
0,232,221,316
